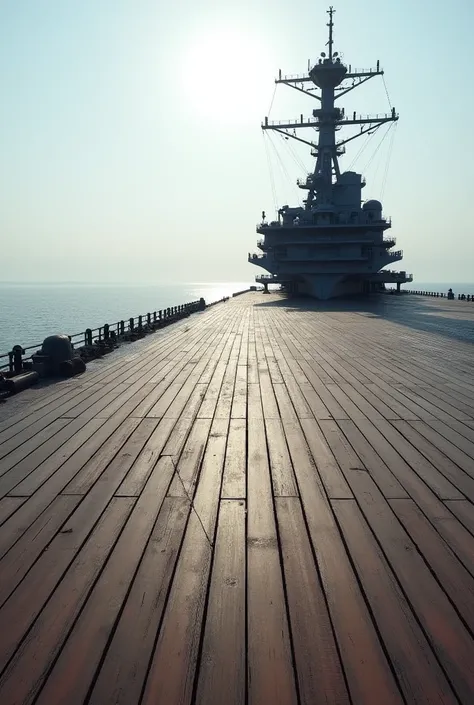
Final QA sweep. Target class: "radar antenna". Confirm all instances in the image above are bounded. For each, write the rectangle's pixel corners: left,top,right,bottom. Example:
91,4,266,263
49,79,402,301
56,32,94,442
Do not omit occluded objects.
327,6,335,61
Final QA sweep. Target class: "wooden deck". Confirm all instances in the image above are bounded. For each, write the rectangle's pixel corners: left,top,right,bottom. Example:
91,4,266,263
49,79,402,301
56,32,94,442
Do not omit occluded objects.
0,291,474,705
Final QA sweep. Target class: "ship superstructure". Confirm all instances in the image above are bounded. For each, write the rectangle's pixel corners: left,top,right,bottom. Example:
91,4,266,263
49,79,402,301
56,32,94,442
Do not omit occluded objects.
250,6,412,299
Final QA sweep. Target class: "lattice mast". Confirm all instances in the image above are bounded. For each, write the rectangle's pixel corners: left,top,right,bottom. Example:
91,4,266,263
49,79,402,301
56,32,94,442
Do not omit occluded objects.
262,6,398,210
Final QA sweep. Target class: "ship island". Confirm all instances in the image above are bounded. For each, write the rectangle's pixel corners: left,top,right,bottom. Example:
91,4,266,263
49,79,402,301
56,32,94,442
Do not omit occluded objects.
249,6,413,299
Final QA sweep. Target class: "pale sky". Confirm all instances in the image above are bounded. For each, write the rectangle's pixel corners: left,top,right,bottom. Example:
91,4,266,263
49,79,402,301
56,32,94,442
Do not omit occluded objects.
1,0,473,284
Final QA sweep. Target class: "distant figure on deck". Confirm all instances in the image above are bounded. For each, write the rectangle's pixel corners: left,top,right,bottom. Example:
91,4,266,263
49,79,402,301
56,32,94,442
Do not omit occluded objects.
447,288,454,300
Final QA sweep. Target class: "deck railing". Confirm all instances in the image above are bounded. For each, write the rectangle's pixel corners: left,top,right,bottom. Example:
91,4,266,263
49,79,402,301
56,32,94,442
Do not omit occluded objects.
399,290,474,301
257,216,392,229
0,292,250,374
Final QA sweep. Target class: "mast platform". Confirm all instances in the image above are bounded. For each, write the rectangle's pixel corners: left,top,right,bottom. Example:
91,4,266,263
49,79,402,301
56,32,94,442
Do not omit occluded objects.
0,292,474,704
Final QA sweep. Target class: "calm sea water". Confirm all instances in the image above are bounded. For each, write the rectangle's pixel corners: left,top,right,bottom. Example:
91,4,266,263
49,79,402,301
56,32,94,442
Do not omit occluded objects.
0,281,252,354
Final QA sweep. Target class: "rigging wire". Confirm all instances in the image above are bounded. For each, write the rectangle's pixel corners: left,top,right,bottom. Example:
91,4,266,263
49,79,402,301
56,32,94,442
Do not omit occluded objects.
382,75,392,109
361,122,394,174
276,134,304,204
268,133,301,204
347,125,380,171
367,124,393,190
268,133,292,183
263,132,278,215
267,85,277,117
381,122,397,200
279,131,307,176
371,130,387,191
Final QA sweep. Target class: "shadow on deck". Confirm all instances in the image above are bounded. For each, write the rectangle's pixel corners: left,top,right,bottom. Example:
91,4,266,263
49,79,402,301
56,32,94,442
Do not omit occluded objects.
255,293,474,345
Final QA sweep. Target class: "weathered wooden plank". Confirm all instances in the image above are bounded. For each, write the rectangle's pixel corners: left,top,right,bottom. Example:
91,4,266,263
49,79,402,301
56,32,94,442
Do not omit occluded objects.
140,417,227,705
258,372,280,419
63,418,158,494
0,495,81,605
392,419,474,499
0,497,26,527
445,499,474,536
195,500,246,705
365,382,420,420
335,462,474,703
0,382,97,434
300,418,352,499
115,418,176,496
214,357,238,419
231,364,247,419
354,418,464,500
398,385,471,423
0,383,108,447
265,418,298,497
0,497,135,691
271,381,299,422
147,382,184,418
87,496,189,705
197,359,229,418
390,498,474,615
336,419,408,499
282,419,403,705
65,382,131,419
411,418,474,468
0,417,71,468
276,497,350,704
334,498,458,705
5,416,116,497
221,418,246,499
297,361,348,418
166,417,213,497
166,382,208,420
0,417,140,559
0,416,95,499
247,414,298,705
33,455,185,705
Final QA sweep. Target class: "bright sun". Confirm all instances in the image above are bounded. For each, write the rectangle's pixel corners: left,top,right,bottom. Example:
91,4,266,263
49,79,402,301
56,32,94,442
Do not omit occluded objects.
181,26,274,125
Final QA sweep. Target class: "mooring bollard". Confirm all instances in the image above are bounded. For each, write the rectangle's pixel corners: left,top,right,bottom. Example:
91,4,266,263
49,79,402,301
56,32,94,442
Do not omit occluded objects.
11,345,24,374
2,295,226,398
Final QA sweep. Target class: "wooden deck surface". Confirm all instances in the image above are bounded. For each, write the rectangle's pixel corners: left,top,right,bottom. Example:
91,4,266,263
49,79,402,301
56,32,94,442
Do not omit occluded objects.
0,291,474,704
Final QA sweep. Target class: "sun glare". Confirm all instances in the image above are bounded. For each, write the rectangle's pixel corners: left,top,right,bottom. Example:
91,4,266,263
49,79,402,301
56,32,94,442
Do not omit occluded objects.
182,26,274,125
